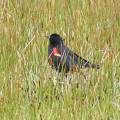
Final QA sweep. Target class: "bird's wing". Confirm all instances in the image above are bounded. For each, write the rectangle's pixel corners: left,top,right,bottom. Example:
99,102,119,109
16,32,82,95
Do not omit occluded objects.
64,47,99,69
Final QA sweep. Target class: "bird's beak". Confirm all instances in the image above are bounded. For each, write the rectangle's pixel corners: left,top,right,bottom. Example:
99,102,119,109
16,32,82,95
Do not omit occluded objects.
44,35,50,39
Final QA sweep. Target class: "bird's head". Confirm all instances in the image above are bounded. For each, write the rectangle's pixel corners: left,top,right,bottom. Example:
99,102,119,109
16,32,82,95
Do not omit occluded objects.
46,33,63,47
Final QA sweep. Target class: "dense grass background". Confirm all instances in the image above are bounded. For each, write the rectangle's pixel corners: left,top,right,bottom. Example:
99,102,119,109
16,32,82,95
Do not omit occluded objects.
0,0,120,119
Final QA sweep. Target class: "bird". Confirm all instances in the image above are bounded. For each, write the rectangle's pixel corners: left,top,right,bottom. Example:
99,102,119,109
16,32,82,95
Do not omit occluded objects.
45,33,99,73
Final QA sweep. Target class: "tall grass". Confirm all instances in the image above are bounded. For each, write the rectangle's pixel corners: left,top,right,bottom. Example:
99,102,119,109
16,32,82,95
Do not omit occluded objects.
0,0,120,119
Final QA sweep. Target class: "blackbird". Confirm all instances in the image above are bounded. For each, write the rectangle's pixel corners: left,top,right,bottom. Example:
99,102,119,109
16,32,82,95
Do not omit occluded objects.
46,33,99,73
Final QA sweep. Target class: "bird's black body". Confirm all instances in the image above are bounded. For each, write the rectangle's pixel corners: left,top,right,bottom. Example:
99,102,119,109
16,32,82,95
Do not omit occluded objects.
47,33,99,73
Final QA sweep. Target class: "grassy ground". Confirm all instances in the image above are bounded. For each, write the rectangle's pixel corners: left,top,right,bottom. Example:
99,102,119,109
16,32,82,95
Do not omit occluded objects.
0,0,120,119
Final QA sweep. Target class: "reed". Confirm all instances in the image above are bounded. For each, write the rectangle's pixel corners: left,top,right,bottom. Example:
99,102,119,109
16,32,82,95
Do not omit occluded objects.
0,0,120,119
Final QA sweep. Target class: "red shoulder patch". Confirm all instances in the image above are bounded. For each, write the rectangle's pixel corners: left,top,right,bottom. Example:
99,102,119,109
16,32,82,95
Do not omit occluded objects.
52,47,61,57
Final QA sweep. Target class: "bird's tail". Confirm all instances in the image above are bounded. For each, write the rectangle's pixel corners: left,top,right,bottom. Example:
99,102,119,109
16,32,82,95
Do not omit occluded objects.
79,57,100,69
